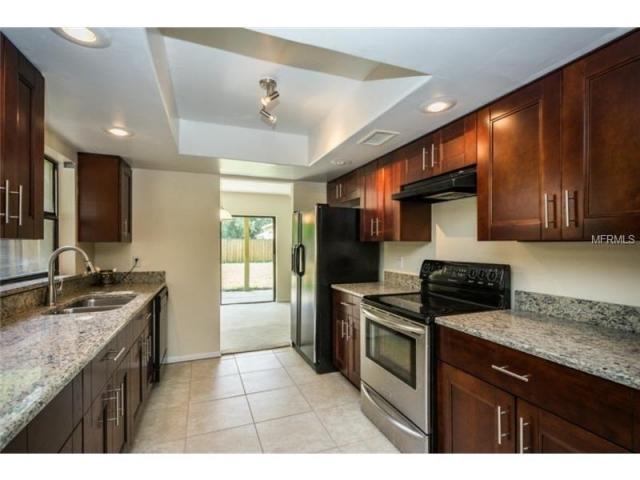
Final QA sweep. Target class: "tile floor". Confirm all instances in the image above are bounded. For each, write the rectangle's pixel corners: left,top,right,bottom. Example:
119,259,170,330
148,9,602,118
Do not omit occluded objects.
131,347,399,454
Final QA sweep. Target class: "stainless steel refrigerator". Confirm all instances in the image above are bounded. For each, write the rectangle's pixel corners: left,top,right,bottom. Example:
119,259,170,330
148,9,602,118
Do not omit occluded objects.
291,204,379,373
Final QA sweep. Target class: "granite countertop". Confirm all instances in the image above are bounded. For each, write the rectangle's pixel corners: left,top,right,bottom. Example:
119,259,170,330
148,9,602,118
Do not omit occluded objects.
436,310,640,391
0,282,166,450
332,282,417,298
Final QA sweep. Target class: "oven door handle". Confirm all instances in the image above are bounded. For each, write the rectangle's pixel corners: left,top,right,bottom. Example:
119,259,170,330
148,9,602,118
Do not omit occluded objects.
361,383,426,440
362,307,425,338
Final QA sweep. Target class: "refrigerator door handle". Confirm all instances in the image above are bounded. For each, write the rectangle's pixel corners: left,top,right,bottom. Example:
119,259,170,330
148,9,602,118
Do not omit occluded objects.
291,244,299,276
298,244,305,276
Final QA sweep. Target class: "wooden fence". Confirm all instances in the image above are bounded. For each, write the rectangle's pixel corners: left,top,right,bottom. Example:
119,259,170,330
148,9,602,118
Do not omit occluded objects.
221,239,274,263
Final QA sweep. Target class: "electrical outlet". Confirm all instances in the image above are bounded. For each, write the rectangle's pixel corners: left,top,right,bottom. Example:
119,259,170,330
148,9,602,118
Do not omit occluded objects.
133,256,141,268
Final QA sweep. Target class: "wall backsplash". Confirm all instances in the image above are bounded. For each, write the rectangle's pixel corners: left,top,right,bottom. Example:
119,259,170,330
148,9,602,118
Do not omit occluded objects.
382,197,640,307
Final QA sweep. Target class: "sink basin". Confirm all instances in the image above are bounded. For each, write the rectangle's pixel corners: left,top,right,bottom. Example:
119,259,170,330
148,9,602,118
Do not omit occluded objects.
63,294,137,309
48,293,137,315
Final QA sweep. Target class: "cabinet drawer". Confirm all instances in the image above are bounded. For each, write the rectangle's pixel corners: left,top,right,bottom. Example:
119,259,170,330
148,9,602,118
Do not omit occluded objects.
438,326,635,450
437,325,501,385
333,290,354,317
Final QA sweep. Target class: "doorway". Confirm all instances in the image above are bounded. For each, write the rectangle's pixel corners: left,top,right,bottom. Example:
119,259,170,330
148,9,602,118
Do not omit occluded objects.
221,215,276,304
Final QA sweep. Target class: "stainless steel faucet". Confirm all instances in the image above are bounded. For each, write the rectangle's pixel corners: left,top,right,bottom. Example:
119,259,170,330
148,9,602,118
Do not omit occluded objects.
47,246,97,307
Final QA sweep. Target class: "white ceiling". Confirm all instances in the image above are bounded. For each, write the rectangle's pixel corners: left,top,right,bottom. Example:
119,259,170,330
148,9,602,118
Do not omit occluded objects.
221,179,292,196
0,27,633,182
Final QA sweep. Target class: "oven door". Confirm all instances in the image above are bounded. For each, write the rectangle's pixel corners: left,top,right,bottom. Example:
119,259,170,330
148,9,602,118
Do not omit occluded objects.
361,304,428,433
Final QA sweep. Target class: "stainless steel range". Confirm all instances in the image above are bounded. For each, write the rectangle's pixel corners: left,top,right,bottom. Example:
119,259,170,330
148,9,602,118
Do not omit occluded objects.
360,260,510,453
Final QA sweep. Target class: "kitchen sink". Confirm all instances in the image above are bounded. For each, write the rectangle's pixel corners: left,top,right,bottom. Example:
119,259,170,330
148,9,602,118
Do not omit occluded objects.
48,293,137,315
63,294,137,309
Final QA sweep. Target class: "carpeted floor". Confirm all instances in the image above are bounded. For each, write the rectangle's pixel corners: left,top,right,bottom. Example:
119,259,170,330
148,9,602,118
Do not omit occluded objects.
221,302,291,354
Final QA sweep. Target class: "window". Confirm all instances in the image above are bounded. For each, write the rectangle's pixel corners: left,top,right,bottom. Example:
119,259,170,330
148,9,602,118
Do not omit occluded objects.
0,158,58,284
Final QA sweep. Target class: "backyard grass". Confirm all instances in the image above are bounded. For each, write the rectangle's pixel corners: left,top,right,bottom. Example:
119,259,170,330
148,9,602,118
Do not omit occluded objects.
221,262,274,291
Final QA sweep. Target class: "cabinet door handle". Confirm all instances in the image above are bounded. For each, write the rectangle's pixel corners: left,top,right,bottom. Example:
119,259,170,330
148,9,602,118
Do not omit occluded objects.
7,184,23,225
564,190,578,228
147,336,153,360
519,417,530,453
341,319,345,338
1,180,8,224
543,193,550,228
431,144,436,168
141,338,147,360
336,184,339,199
339,183,342,199
422,147,426,171
376,218,380,236
370,218,374,236
346,321,351,341
497,405,509,445
492,364,530,383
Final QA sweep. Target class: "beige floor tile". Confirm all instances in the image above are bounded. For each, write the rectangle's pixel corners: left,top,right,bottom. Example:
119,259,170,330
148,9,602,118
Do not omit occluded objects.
274,350,307,368
131,439,186,454
162,362,192,385
145,382,190,412
315,402,381,446
284,364,325,385
247,386,311,423
298,375,360,410
191,357,239,380
236,352,282,373
255,412,336,453
187,396,253,437
338,434,400,453
189,374,245,404
185,425,263,453
135,405,188,446
241,367,294,394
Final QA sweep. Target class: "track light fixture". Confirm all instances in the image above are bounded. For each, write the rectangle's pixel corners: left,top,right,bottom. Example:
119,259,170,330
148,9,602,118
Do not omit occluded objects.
259,77,279,125
260,108,277,124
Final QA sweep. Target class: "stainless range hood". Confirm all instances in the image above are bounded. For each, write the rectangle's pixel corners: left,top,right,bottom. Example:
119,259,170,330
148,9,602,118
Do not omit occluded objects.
392,166,477,203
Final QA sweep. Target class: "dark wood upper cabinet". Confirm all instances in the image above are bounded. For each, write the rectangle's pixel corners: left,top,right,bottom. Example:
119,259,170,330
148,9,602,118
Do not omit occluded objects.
477,72,563,241
327,169,362,206
361,161,385,242
77,153,132,242
0,33,45,239
563,30,640,240
433,113,477,175
402,134,439,186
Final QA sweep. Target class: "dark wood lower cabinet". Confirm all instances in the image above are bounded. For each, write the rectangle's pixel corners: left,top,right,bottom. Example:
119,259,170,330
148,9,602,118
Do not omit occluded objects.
2,300,157,454
438,325,637,454
438,361,514,453
332,289,362,389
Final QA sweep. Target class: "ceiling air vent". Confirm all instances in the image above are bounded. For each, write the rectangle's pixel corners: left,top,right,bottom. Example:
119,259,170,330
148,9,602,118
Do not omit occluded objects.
357,130,399,147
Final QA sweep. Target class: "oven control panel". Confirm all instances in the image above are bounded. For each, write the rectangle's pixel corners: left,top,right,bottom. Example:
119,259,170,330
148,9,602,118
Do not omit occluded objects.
420,260,510,290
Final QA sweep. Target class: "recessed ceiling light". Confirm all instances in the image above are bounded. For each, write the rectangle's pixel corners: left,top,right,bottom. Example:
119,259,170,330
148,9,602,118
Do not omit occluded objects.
106,127,132,137
52,27,112,48
330,159,352,166
420,97,457,114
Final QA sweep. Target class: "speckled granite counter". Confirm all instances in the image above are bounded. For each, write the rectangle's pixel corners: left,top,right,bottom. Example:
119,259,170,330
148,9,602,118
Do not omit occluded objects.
332,282,417,298
436,310,640,390
0,282,166,450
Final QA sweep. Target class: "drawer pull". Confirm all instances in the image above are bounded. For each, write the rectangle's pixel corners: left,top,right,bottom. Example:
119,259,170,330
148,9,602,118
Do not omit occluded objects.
339,301,352,307
492,364,530,383
146,312,152,321
105,347,126,363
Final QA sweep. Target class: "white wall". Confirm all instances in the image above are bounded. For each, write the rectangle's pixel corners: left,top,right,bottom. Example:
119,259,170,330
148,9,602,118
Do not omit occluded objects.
382,197,640,307
94,169,222,361
220,191,293,302
292,181,327,211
